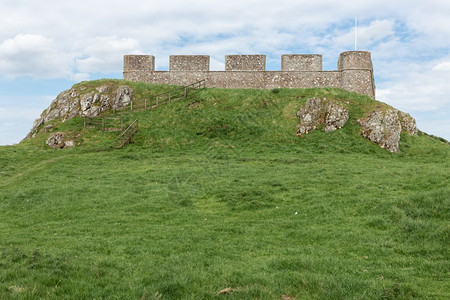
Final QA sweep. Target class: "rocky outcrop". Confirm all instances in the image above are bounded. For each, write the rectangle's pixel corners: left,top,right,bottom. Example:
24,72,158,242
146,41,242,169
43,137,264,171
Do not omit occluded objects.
297,98,349,136
358,109,417,152
297,97,418,153
46,132,75,149
24,84,133,140
399,111,418,135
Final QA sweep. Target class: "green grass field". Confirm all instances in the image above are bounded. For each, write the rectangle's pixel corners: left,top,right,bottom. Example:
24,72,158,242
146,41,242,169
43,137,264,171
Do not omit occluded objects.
1,81,449,299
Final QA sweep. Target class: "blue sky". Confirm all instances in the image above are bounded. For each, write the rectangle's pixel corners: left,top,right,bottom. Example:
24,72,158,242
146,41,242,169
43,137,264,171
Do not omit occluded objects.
1,0,449,145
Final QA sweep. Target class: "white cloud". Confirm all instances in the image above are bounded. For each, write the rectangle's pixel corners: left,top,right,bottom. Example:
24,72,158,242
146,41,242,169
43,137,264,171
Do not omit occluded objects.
76,36,142,73
71,73,90,82
433,61,450,71
0,34,73,79
404,0,450,38
325,19,395,51
1,1,449,77
0,34,142,80
376,59,450,115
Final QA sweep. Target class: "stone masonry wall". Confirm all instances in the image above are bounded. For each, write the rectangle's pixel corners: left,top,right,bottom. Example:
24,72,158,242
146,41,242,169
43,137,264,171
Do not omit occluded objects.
281,54,322,71
338,51,375,97
225,55,266,71
124,70,342,90
123,51,375,98
338,51,372,70
124,55,155,72
170,55,210,71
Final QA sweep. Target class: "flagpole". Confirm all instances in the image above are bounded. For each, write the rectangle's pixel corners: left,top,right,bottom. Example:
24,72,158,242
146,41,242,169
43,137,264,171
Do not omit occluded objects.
354,16,358,51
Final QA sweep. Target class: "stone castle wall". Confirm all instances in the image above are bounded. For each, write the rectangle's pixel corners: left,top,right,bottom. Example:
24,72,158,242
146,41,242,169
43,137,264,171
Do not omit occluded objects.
281,54,322,71
170,55,210,71
225,55,266,71
123,51,375,98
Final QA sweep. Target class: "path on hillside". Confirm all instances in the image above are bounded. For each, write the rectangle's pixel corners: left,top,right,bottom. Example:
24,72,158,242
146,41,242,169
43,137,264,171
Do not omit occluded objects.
92,79,206,150
0,155,69,188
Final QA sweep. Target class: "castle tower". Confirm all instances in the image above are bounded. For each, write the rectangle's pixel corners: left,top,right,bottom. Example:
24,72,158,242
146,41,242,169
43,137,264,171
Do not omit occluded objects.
338,51,375,98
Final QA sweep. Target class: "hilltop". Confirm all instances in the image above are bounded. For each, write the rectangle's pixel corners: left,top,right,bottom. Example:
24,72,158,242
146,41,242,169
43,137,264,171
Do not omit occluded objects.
1,80,449,299
22,79,436,153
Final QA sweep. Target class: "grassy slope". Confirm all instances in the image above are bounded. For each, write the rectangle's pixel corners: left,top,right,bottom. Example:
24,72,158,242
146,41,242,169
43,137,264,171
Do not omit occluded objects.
1,81,449,299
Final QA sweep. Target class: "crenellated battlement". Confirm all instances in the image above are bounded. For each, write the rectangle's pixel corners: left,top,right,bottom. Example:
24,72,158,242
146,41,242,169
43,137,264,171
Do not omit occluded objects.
123,51,375,98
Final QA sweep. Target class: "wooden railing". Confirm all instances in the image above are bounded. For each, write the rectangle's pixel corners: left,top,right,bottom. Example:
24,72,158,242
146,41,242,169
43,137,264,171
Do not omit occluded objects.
130,79,206,111
84,117,124,132
110,119,139,148
91,80,205,151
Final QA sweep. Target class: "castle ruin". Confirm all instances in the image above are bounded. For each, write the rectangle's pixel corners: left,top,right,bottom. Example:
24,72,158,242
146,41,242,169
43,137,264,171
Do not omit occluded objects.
123,51,375,98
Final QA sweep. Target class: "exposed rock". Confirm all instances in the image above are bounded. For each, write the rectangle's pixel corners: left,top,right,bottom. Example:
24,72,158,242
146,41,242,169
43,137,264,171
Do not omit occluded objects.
46,132,74,149
297,98,322,135
24,84,134,140
26,117,44,139
297,97,349,136
296,97,418,153
399,111,418,135
112,86,133,110
44,124,54,131
324,101,349,132
80,93,94,111
96,85,109,93
358,109,418,153
358,109,401,152
41,124,55,134
64,140,75,147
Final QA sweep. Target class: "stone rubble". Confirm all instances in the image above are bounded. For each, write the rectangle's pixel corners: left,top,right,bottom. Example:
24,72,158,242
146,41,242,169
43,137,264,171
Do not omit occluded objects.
45,132,75,149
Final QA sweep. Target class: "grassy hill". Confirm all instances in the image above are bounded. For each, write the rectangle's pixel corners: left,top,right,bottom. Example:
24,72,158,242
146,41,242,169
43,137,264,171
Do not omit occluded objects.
1,80,449,299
